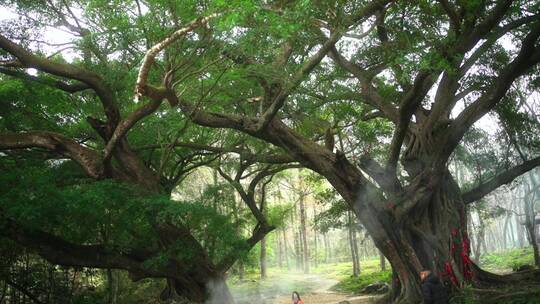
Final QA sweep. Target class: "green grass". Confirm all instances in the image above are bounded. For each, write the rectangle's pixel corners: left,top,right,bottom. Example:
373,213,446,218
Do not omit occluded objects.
331,270,392,294
228,258,389,296
311,258,391,294
311,258,386,279
229,248,537,299
480,248,534,273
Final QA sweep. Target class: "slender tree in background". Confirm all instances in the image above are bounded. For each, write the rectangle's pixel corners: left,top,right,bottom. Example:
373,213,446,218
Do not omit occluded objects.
380,250,386,271
282,228,290,270
523,173,540,266
348,211,360,277
312,204,319,269
1,1,540,303
298,189,310,274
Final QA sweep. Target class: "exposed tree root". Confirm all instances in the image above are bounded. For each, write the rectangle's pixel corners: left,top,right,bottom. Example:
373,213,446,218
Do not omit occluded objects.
472,264,540,287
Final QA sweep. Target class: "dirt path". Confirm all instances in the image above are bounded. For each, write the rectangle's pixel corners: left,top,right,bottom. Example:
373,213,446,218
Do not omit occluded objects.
271,293,376,304
229,272,378,304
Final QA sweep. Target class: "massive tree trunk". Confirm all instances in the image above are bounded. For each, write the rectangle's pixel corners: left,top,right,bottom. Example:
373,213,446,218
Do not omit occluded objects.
332,131,483,303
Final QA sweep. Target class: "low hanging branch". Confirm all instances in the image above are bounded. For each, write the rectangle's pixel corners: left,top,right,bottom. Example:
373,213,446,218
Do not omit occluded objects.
0,131,103,178
462,156,540,204
0,214,155,274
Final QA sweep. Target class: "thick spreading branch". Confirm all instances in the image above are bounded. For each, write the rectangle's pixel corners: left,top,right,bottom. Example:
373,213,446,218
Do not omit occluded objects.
330,47,399,122
387,71,436,169
424,1,521,130
438,0,461,32
462,156,540,204
454,0,513,54
256,32,341,131
0,34,119,126
0,67,89,93
426,14,539,127
0,131,103,178
102,97,164,163
441,22,540,162
0,215,156,276
459,14,539,77
134,141,295,164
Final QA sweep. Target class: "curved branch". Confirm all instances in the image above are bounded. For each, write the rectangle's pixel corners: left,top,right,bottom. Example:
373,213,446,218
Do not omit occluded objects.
0,67,89,93
438,0,461,32
253,0,395,131
0,131,103,178
216,223,274,272
0,215,156,276
0,34,119,126
134,141,296,164
215,163,300,272
440,22,540,163
459,14,540,77
455,0,513,54
387,71,436,170
462,156,540,204
216,166,266,225
135,14,218,100
103,97,164,163
424,4,533,129
256,32,341,131
329,46,399,123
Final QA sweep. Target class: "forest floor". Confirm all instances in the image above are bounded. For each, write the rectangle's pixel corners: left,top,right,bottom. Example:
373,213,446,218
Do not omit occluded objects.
229,271,380,304
228,261,386,304
229,248,538,304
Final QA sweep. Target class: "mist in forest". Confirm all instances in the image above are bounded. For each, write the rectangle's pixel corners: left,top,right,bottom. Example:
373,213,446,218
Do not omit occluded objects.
205,279,235,304
229,277,295,304
228,271,339,304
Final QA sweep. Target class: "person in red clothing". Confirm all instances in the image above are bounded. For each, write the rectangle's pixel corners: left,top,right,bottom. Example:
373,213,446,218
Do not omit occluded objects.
292,291,304,304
